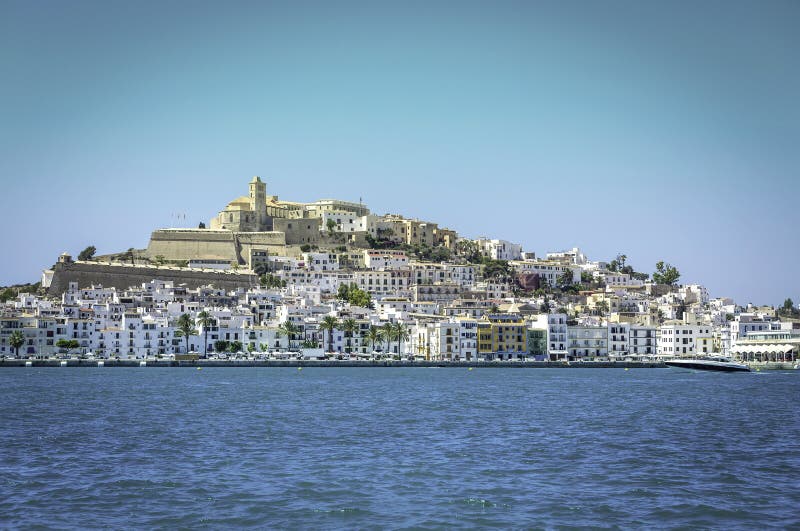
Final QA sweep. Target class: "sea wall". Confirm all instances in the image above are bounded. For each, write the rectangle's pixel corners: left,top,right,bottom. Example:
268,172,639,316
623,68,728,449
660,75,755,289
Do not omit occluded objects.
0,359,669,369
47,261,258,295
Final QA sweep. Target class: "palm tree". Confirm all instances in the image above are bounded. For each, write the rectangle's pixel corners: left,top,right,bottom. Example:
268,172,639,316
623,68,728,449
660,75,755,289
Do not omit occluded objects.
341,318,357,354
9,331,24,358
174,313,198,354
278,321,301,350
320,315,339,353
196,310,215,358
366,325,382,355
394,322,410,359
382,322,395,355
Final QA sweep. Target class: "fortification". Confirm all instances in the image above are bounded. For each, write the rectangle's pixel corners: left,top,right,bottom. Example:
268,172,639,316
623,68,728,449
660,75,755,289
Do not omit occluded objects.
47,261,258,296
145,229,287,264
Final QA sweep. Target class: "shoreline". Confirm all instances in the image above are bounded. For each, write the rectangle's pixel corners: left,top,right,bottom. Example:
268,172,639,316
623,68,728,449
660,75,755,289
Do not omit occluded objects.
1,359,668,368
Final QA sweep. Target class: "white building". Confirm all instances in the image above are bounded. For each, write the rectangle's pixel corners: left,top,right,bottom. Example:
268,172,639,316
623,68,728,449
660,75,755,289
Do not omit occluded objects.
512,260,581,285
546,247,588,265
568,325,608,360
475,238,523,261
657,322,714,358
729,314,774,346
364,250,408,270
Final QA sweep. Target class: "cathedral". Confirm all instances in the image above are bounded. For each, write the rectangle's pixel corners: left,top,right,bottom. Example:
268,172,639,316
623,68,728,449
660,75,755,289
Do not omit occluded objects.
210,176,370,232
145,177,372,267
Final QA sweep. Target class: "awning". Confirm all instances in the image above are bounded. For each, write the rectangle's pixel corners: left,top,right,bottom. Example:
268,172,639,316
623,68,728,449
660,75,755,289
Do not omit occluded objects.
730,344,795,355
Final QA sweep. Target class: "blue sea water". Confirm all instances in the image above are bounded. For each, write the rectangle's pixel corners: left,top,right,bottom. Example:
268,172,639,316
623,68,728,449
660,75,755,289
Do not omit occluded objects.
0,367,798,529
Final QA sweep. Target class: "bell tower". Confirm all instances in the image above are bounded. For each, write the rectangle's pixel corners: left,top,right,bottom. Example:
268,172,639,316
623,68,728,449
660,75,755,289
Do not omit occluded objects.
249,176,267,230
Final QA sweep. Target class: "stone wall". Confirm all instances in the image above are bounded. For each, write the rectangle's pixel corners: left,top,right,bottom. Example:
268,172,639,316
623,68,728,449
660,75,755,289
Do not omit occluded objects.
145,229,288,264
273,218,322,245
234,232,289,263
146,229,238,261
48,261,259,296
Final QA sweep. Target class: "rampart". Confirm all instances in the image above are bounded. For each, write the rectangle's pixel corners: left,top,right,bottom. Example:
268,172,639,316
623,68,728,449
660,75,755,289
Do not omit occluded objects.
145,229,287,263
47,261,259,295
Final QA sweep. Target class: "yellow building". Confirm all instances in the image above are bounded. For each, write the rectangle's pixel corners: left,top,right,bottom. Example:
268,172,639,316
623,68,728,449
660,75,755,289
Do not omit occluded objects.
384,215,438,247
477,321,493,357
477,314,527,360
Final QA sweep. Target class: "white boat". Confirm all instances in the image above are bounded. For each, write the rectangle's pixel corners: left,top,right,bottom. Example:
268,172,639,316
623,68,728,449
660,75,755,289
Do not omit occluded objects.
665,356,751,372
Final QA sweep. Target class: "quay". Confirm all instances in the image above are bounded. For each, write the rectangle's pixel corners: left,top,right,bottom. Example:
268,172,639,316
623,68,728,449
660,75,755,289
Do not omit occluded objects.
0,358,668,369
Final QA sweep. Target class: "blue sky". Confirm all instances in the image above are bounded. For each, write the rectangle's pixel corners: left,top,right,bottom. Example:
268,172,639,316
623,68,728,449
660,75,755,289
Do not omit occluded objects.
1,0,797,305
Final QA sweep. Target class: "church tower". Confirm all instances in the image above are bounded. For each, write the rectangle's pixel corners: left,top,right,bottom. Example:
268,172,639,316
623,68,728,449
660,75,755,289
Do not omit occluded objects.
249,176,267,230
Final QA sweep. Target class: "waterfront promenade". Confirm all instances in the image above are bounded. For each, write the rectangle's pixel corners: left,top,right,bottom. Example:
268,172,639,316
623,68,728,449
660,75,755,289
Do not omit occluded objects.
0,358,667,369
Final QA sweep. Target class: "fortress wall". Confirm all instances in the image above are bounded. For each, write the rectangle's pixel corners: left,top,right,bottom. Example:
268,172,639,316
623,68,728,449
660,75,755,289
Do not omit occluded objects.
146,230,238,261
273,218,322,245
236,232,289,264
48,261,259,296
145,230,290,264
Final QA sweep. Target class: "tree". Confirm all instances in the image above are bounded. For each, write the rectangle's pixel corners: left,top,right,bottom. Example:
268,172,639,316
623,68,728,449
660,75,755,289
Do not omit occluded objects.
652,261,681,286
482,259,513,282
341,318,358,353
198,222,206,229
393,322,410,359
56,338,80,356
537,274,550,291
326,218,338,236
337,283,372,308
349,287,372,308
779,298,799,317
366,325,382,354
337,283,351,301
557,269,573,288
261,273,285,289
196,311,215,358
0,288,14,303
320,315,339,352
154,255,167,266
174,313,198,354
253,262,269,276
228,341,243,353
382,322,396,354
278,321,301,349
539,299,551,314
9,331,24,357
214,340,230,353
596,301,609,316
78,246,96,261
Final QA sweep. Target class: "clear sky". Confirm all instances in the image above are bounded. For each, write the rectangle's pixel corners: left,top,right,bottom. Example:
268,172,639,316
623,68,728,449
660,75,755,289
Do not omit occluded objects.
1,0,797,305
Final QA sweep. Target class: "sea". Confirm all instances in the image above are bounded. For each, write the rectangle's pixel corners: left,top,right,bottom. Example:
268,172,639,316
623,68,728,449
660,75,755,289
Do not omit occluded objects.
1,367,798,529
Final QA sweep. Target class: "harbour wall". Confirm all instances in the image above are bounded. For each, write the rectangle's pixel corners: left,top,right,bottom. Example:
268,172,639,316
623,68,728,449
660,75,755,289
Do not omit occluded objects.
1,359,668,369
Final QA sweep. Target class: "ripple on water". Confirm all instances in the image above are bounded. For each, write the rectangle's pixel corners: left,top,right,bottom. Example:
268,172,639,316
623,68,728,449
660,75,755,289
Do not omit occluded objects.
0,367,799,529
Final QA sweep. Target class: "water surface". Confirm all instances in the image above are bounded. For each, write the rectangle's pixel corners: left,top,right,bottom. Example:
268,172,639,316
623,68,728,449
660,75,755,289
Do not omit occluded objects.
1,368,798,529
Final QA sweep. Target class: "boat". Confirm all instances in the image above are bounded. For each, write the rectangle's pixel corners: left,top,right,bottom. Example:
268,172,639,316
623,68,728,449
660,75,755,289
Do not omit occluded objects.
665,356,751,372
